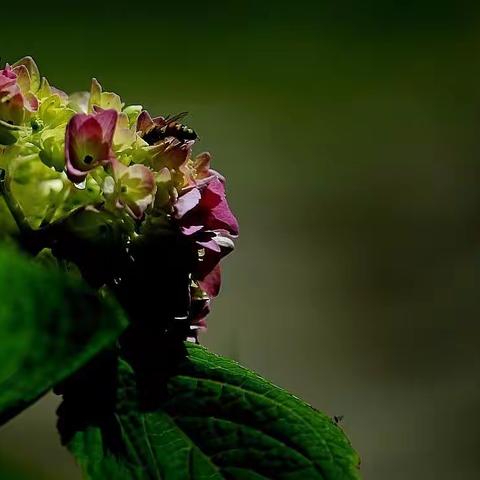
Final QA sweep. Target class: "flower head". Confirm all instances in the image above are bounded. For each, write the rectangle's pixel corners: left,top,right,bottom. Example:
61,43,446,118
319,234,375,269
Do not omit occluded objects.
65,109,118,183
0,56,238,332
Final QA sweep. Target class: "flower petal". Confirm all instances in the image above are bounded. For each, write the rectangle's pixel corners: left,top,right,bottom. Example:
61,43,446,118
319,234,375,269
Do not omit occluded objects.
136,110,154,133
106,160,156,219
174,187,202,218
199,264,222,298
11,57,40,92
150,137,193,171
65,111,117,183
94,109,118,144
180,177,239,236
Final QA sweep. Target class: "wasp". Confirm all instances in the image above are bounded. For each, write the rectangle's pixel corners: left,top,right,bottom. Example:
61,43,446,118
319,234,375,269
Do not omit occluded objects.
141,112,198,145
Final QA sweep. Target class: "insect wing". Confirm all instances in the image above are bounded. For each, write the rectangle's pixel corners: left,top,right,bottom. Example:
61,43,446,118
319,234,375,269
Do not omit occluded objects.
164,111,189,124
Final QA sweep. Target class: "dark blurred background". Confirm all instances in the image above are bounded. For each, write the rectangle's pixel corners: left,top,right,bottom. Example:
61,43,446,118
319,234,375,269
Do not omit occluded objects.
2,1,480,478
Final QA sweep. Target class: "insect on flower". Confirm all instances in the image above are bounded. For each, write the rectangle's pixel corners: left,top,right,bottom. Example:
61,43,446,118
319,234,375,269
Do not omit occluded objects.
140,112,198,145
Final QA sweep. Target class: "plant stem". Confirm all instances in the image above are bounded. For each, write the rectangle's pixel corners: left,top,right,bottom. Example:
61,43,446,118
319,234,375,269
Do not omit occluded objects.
0,168,33,235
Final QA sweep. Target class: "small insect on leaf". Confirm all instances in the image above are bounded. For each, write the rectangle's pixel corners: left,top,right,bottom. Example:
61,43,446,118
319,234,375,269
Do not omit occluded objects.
334,415,345,425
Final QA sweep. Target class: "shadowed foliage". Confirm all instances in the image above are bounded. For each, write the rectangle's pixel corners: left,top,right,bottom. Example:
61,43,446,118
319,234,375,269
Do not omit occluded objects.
59,341,360,480
0,246,127,425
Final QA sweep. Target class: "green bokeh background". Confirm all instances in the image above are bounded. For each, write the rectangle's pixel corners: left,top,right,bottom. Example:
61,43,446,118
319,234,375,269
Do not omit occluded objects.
2,1,480,478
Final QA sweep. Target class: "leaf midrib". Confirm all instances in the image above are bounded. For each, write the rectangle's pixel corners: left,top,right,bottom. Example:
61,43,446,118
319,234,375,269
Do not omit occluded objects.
147,410,223,480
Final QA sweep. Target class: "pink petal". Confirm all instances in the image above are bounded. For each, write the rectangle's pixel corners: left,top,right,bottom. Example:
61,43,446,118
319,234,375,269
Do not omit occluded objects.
174,188,202,218
197,238,221,252
95,109,118,143
181,225,204,235
24,92,39,112
77,117,104,144
0,65,16,81
67,114,90,134
65,163,89,184
199,264,222,298
201,178,239,236
0,75,15,90
136,110,153,133
195,235,234,291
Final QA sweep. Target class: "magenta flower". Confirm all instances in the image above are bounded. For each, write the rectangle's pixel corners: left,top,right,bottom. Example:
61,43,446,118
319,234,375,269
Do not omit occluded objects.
65,109,118,183
174,175,238,297
175,176,239,237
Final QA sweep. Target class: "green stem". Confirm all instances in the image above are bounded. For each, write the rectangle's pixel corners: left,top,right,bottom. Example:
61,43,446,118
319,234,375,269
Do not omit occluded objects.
0,168,53,255
0,168,33,235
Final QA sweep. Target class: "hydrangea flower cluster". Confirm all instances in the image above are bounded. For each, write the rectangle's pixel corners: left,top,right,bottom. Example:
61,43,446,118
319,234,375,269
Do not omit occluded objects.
0,57,238,332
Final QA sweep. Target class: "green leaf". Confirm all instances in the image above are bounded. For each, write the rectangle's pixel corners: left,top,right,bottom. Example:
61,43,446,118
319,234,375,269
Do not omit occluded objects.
0,246,128,424
64,343,361,479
